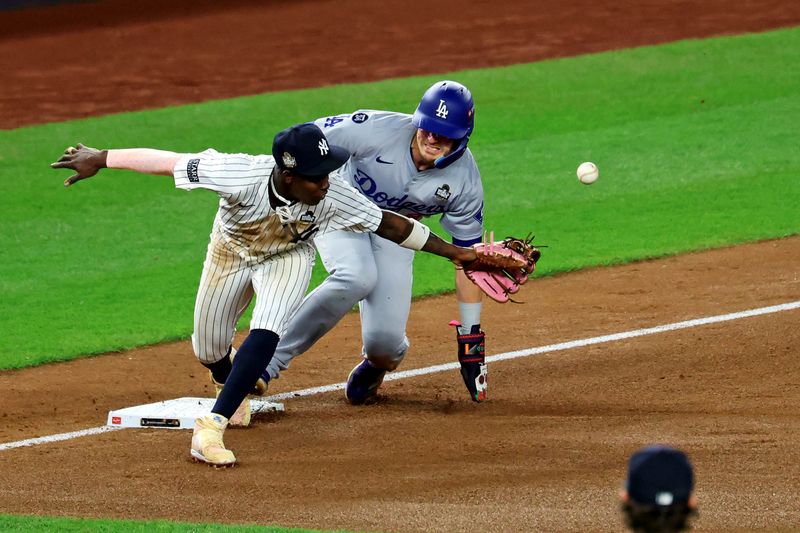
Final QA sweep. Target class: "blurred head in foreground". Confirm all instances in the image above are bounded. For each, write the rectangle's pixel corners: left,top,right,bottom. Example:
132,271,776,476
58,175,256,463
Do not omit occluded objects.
620,445,698,532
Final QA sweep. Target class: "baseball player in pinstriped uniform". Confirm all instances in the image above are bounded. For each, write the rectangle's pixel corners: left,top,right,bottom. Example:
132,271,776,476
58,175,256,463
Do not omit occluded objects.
262,81,489,404
52,123,478,467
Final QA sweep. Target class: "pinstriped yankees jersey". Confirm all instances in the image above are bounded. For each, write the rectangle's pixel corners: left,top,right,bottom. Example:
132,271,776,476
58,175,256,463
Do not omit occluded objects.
314,110,484,243
173,149,383,263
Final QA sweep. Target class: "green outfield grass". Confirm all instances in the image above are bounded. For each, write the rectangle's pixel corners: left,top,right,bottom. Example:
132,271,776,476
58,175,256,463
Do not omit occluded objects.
0,515,344,533
1,27,798,369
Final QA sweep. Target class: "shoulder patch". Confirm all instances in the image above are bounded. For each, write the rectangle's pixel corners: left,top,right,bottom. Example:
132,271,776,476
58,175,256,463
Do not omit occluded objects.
434,184,451,203
187,158,200,183
351,112,369,124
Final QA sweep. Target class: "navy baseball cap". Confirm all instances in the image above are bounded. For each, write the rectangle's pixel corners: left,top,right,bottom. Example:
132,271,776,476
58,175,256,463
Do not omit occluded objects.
272,123,349,177
626,445,694,507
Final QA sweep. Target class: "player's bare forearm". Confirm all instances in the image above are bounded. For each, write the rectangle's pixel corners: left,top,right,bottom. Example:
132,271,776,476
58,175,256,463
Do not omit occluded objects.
377,211,476,265
52,144,180,187
421,232,476,265
376,210,422,243
455,268,483,303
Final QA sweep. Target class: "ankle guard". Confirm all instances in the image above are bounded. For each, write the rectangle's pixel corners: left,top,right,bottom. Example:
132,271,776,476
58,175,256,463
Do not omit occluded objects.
450,320,488,402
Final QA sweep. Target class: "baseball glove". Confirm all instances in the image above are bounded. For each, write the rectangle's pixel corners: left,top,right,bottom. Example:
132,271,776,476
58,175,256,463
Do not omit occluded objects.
463,232,541,303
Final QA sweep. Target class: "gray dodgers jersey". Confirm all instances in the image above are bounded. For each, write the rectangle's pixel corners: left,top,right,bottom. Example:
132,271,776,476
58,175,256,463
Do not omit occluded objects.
173,150,383,263
315,110,484,243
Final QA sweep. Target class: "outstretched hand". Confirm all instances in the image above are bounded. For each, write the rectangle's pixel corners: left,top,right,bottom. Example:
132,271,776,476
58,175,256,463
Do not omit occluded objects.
461,233,541,303
51,143,107,186
451,246,478,268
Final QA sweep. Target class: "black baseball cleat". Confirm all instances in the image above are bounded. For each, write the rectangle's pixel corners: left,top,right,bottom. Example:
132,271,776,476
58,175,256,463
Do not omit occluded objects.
345,359,386,405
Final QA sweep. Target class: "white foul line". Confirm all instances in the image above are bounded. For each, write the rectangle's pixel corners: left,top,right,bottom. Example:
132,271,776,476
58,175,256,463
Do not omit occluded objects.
263,300,800,399
2,300,798,451
0,425,124,451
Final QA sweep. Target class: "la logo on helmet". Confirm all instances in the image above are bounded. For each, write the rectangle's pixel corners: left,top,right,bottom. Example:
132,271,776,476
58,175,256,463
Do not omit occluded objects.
435,99,449,119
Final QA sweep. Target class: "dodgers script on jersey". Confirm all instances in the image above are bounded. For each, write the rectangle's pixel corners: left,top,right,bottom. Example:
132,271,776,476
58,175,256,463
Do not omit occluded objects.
315,111,484,243
173,149,383,263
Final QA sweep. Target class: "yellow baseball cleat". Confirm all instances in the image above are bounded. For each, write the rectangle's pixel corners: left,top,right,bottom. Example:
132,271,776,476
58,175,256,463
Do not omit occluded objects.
190,414,236,467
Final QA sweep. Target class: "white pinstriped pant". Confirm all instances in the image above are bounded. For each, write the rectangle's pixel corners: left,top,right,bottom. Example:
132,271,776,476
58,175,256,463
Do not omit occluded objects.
191,231,315,364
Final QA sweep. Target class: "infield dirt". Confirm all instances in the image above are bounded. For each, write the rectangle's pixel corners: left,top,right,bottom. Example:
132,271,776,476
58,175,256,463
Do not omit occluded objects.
1,1,799,531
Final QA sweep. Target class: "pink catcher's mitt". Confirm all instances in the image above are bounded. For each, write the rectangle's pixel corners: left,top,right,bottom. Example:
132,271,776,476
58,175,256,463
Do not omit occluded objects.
464,232,541,303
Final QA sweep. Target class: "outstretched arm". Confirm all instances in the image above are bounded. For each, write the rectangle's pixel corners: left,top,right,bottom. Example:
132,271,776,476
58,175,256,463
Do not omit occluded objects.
376,211,476,266
51,143,181,186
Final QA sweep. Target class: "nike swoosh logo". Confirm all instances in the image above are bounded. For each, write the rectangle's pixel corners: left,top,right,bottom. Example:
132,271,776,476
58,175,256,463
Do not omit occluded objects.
375,156,393,165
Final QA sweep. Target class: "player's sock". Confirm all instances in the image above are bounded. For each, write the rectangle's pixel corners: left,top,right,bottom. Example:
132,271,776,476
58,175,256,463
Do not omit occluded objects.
212,329,279,419
202,346,233,384
457,301,482,335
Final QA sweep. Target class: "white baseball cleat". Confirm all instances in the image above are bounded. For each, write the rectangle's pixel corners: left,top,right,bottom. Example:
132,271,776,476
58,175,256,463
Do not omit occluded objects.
190,414,236,467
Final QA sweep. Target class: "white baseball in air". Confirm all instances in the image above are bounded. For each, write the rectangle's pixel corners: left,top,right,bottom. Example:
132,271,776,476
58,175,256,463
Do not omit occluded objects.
577,161,599,185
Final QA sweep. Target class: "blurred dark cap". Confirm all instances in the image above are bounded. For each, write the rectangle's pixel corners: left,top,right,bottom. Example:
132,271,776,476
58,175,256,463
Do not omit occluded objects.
626,445,694,506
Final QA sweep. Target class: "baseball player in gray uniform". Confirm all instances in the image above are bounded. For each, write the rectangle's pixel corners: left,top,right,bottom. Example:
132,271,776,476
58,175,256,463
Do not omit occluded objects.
263,80,488,404
52,123,478,467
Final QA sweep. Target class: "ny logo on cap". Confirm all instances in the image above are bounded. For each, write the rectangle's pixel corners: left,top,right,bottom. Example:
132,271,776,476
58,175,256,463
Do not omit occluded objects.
282,152,297,168
435,99,449,119
318,139,329,155
655,492,675,506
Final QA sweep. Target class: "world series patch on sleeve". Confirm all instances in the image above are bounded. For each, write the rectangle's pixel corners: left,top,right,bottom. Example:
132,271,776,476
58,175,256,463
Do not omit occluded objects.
463,232,541,303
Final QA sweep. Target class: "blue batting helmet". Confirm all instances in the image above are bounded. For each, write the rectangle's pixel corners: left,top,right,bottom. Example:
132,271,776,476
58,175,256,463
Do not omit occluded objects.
412,80,475,169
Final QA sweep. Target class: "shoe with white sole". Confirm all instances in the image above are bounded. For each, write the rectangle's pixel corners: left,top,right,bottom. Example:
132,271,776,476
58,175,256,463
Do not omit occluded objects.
190,414,236,467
